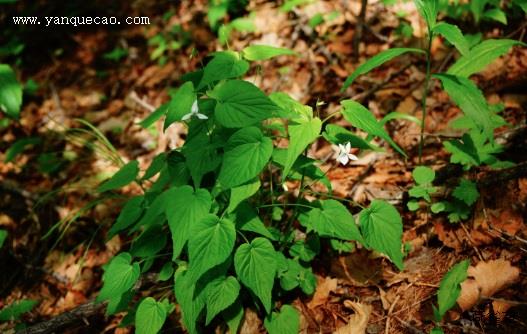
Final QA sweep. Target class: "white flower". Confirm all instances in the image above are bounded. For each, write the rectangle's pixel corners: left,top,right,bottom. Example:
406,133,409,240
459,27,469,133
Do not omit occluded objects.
334,142,358,165
181,99,208,121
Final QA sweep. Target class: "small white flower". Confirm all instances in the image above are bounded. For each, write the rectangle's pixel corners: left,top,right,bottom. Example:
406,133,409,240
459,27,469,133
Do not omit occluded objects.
334,142,358,166
181,99,208,121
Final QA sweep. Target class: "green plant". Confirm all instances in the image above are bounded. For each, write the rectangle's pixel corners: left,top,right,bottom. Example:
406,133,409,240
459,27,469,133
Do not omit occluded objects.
95,44,407,333
0,299,38,323
0,64,22,119
431,259,469,333
432,178,480,223
407,166,437,211
148,25,191,65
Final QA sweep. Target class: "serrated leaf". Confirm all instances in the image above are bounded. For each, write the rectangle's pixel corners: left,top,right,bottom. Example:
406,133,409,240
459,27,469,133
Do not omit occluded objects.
443,134,480,168
434,74,494,140
282,117,321,178
188,215,236,280
97,253,140,302
341,100,406,157
205,276,240,325
209,80,279,128
359,200,404,270
0,299,38,321
414,0,438,30
198,52,249,89
437,260,469,318
412,166,435,185
182,127,222,187
164,81,195,130
0,64,22,119
165,186,212,259
452,179,479,206
341,48,424,90
228,178,260,213
135,297,168,334
242,45,298,61
448,39,523,78
306,200,364,243
264,305,300,334
218,127,273,188
234,238,278,313
98,160,139,192
432,22,469,56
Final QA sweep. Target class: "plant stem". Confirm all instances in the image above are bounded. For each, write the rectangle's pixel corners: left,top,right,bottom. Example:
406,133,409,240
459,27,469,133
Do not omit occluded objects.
418,33,433,164
257,203,315,210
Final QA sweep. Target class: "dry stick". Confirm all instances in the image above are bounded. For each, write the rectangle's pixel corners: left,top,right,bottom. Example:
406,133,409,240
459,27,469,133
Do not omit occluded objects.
459,221,485,261
16,301,107,334
384,294,401,334
352,0,368,60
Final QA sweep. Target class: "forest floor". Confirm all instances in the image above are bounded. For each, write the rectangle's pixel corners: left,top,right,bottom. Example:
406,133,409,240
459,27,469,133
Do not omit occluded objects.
1,0,527,333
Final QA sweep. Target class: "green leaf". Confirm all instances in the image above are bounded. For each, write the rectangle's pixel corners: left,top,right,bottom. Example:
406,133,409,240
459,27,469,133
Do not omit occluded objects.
341,100,406,157
0,229,7,248
414,0,438,30
165,186,212,259
157,262,174,281
218,127,273,188
407,200,420,211
205,276,240,325
443,134,480,168
432,22,469,56
209,80,279,128
242,45,298,61
434,74,493,140
289,236,319,262
306,200,364,243
164,81,195,130
379,111,422,127
234,238,278,313
182,128,222,187
437,260,469,318
230,202,274,239
283,117,322,178
359,200,404,270
269,92,312,121
174,267,206,334
279,259,302,291
223,301,244,334
139,103,168,128
452,179,479,206
188,215,236,280
97,253,140,302
341,48,424,90
130,226,167,258
228,178,260,213
98,160,139,192
412,166,435,185
483,8,507,24
448,39,523,78
4,137,41,163
142,153,166,180
135,297,169,334
514,0,527,12
431,327,445,334
0,64,22,119
0,299,38,321
264,305,300,334
322,124,380,151
198,51,249,89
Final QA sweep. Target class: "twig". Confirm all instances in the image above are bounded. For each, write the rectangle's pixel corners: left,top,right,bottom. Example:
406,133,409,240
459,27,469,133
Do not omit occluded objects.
128,91,156,112
352,0,368,60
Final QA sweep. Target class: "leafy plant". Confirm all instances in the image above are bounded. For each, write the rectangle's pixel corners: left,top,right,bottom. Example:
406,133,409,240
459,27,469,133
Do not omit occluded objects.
407,166,437,211
0,299,38,322
0,64,22,119
432,259,469,333
95,43,407,333
432,178,480,223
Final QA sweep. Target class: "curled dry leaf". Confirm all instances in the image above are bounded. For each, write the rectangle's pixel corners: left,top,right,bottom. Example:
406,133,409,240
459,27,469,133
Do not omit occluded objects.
457,259,520,311
307,276,338,310
334,301,372,334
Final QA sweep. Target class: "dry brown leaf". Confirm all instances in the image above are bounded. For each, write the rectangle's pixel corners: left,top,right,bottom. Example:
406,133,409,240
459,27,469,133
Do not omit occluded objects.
307,276,338,310
334,301,372,334
239,308,261,334
457,259,520,311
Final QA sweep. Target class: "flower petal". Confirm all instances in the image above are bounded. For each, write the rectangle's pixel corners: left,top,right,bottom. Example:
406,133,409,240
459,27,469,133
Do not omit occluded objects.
196,113,208,120
338,154,349,165
181,113,192,121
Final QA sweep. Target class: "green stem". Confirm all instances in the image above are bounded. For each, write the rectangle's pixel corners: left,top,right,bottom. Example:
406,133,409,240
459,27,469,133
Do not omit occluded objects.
322,110,342,124
257,203,315,210
418,33,434,164
305,190,365,209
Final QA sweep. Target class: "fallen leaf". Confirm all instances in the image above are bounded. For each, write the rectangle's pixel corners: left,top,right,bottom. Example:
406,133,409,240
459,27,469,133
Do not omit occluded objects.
239,308,261,334
457,259,520,311
307,276,338,310
334,301,372,334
